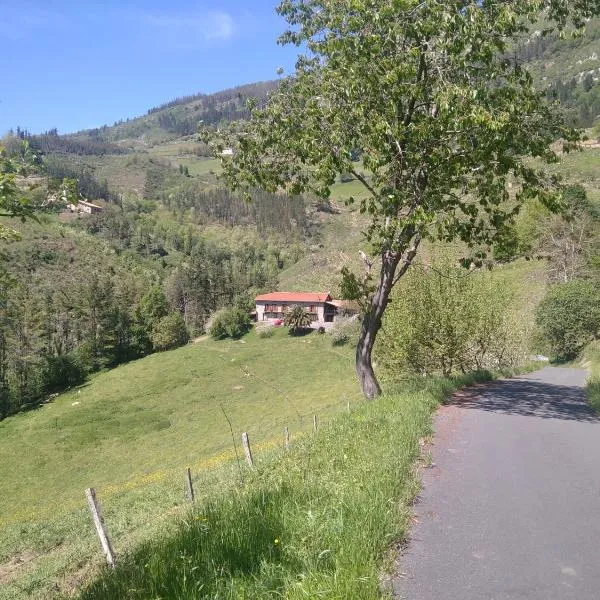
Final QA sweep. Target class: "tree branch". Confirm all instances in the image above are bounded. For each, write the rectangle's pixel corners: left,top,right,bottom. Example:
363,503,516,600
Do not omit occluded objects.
349,168,379,198
393,233,422,285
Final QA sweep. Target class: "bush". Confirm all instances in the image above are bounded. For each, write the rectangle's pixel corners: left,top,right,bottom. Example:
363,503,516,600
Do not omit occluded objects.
256,324,275,339
151,313,189,351
329,316,361,347
536,281,600,360
377,261,526,376
584,342,600,413
209,307,252,340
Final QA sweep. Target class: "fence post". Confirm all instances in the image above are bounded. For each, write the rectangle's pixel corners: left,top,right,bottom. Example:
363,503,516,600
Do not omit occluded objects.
185,468,195,503
313,414,318,432
85,488,116,568
347,400,351,413
242,432,254,467
284,426,290,450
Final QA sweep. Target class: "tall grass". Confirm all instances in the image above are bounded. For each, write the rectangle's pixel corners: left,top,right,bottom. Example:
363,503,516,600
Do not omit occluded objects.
584,342,600,413
77,373,492,600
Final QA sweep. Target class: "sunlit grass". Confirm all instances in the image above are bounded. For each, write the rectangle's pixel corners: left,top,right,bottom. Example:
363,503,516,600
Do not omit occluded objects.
77,373,492,600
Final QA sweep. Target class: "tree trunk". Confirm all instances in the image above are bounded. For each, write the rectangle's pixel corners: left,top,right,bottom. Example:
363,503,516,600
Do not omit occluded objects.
355,251,401,400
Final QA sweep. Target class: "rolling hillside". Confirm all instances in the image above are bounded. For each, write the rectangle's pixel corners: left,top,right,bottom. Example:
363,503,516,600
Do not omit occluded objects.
1,18,600,599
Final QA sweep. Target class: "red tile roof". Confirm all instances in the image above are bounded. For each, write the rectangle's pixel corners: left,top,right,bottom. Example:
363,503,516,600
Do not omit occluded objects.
255,292,332,303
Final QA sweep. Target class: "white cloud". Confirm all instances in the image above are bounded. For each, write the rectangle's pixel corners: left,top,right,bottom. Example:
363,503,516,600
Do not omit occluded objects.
141,9,235,43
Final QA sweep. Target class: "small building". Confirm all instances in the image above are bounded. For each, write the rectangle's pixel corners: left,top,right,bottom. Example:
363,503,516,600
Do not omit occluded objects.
69,200,104,215
255,292,338,325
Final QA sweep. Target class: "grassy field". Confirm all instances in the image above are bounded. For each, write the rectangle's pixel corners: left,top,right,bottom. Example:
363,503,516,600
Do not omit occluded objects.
76,371,494,600
0,329,360,599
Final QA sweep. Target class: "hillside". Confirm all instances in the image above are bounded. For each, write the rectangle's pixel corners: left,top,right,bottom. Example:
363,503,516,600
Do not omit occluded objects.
0,329,359,599
1,17,600,598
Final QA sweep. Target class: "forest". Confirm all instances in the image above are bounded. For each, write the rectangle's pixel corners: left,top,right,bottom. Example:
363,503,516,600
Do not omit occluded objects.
0,139,310,420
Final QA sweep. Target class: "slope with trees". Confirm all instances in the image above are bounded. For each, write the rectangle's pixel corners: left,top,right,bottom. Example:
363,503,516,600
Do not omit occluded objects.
210,0,591,398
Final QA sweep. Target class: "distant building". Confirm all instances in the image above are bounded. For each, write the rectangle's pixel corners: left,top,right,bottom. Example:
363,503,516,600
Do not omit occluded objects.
255,292,338,325
69,200,104,215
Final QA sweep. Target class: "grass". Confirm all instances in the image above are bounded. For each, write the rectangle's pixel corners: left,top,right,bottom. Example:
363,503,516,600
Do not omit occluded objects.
76,371,494,600
0,328,360,599
583,341,600,413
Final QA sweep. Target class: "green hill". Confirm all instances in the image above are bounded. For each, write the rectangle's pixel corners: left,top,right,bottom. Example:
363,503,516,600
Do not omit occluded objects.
1,20,600,598
0,329,359,599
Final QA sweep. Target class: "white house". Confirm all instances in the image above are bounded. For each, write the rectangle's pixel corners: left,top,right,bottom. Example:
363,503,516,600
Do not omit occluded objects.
255,292,338,325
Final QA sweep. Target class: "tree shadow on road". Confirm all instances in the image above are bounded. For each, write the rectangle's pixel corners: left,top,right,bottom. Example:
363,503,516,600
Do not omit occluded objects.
452,376,597,423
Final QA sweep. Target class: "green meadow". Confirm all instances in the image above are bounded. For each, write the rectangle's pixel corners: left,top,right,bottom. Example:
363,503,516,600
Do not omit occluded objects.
0,329,359,599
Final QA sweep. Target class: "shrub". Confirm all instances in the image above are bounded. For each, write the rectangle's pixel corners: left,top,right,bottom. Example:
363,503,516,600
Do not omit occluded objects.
329,316,361,347
151,313,190,351
536,281,600,360
377,261,525,376
584,342,600,413
256,324,275,339
209,307,252,340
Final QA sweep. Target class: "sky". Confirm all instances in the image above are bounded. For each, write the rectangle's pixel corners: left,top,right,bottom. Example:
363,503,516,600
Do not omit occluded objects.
0,1,300,135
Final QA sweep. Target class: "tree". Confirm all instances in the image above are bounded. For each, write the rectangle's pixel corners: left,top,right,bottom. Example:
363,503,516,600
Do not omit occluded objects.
209,307,252,340
151,313,189,351
209,0,589,398
284,305,312,334
536,281,600,360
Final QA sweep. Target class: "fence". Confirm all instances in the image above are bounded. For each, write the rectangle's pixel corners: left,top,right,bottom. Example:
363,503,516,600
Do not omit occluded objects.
82,395,360,568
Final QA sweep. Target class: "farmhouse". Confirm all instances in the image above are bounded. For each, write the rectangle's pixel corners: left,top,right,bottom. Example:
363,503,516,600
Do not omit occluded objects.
255,292,338,325
69,200,104,215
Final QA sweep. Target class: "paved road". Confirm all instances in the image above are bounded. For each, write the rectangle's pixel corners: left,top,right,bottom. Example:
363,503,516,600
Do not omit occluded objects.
394,367,600,600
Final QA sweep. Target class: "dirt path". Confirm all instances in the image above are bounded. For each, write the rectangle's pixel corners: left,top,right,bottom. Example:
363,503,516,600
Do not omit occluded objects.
395,367,600,600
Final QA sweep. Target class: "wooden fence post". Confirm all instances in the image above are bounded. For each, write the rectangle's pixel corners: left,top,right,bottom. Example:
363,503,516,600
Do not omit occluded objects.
242,432,254,467
85,488,116,568
284,426,290,450
185,468,195,503
313,414,318,432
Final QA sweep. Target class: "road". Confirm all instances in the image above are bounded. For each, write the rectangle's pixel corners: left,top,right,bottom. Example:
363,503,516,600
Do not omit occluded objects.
394,367,600,600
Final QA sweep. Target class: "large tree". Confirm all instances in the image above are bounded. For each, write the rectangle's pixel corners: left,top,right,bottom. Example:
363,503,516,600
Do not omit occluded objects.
209,0,596,399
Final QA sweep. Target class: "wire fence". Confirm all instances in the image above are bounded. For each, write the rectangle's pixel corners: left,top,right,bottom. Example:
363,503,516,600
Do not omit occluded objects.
83,391,364,568
0,389,365,596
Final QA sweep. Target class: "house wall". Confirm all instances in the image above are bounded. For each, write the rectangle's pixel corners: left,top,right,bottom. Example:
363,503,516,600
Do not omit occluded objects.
256,301,326,323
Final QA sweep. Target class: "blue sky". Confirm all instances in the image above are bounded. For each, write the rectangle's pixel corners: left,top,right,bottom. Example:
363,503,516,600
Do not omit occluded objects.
0,1,300,135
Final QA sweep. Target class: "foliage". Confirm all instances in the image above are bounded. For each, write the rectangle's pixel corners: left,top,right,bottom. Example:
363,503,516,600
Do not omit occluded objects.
283,304,312,334
11,128,128,156
328,316,361,347
378,263,525,377
536,280,600,359
515,185,600,282
256,323,275,338
209,307,252,340
0,142,40,238
161,182,308,236
44,154,119,203
151,312,189,351
209,0,584,398
583,341,600,413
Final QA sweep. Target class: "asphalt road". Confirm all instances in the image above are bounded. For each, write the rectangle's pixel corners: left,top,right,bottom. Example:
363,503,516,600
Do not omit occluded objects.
394,367,600,600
